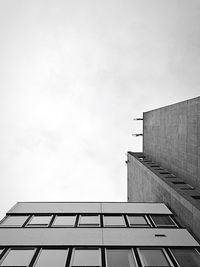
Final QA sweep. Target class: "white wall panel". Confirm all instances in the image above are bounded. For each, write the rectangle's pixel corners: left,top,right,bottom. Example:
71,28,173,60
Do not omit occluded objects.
102,203,172,214
8,202,172,215
0,228,198,247
8,202,101,214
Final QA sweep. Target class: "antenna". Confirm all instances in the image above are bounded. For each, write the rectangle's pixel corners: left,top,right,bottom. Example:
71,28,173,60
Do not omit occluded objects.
132,134,143,137
133,118,143,120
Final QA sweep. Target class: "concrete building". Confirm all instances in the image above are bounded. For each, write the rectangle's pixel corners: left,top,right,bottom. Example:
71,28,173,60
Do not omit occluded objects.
0,202,200,266
143,96,200,190
127,96,200,241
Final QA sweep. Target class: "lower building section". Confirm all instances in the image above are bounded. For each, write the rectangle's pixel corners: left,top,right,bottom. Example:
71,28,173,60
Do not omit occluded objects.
1,202,199,267
0,246,200,267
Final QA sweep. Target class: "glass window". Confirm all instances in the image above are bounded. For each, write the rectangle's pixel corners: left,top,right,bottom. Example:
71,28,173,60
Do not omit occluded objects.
26,216,52,227
103,216,126,227
52,216,76,227
171,248,200,267
150,215,177,227
78,216,100,227
0,216,29,227
71,249,101,266
0,249,35,266
128,216,150,227
34,249,68,267
138,248,171,266
106,249,137,267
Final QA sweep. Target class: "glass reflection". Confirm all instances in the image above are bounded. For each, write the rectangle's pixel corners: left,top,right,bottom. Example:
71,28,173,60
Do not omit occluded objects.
106,249,137,267
34,249,68,267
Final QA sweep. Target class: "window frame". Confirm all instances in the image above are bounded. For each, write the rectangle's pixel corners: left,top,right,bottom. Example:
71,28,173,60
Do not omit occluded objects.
78,215,101,228
33,248,69,267
168,247,200,267
52,215,77,228
103,215,126,227
70,247,102,267
25,215,53,228
105,248,138,267
0,215,30,228
0,247,37,267
126,215,152,228
137,247,174,267
149,215,178,228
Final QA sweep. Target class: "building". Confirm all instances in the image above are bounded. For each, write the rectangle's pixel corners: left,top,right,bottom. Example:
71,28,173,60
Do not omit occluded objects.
127,96,200,241
0,201,200,266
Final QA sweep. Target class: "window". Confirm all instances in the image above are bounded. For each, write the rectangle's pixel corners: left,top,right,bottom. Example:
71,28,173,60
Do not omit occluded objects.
103,216,126,227
128,216,151,228
0,249,36,266
0,216,29,227
78,215,100,227
150,165,160,167
170,248,200,267
106,249,137,267
34,249,68,267
71,249,101,266
138,248,172,267
150,215,177,227
52,216,76,227
192,196,200,200
26,216,52,227
172,182,186,184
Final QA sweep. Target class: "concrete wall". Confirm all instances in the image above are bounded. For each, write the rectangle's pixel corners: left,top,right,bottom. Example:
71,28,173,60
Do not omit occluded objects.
127,152,200,242
143,96,200,190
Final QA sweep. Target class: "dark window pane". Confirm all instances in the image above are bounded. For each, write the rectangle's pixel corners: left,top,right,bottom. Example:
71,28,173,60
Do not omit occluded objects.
139,249,171,266
0,249,35,266
34,249,68,267
128,216,150,227
0,216,29,227
79,216,100,227
71,249,101,266
151,215,176,227
171,248,200,267
27,216,52,227
53,216,76,227
106,249,137,267
104,216,126,227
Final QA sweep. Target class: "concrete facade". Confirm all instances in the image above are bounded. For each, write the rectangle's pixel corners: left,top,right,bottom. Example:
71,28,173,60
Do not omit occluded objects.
127,152,200,242
143,96,200,190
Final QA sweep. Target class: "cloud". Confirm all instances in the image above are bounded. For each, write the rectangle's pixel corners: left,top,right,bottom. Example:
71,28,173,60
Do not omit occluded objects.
0,0,200,218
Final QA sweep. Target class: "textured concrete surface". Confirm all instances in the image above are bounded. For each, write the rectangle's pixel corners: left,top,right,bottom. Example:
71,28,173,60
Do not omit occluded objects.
143,96,200,190
127,152,200,242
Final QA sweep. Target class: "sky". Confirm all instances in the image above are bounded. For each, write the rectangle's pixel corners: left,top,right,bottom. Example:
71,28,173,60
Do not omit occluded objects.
0,0,200,219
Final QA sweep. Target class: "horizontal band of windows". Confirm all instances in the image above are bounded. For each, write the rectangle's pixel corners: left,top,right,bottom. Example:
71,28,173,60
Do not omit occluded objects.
0,215,179,228
0,247,200,267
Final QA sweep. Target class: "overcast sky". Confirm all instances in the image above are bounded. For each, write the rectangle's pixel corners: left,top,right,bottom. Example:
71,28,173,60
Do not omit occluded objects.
0,0,200,219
